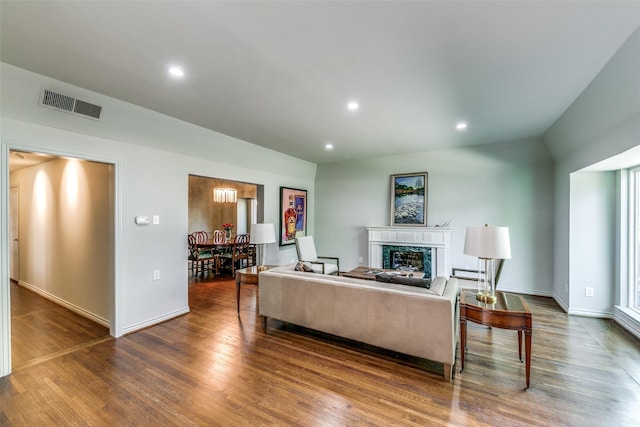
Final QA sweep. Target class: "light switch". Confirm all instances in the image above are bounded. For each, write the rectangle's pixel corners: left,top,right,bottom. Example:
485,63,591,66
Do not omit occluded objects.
152,215,160,225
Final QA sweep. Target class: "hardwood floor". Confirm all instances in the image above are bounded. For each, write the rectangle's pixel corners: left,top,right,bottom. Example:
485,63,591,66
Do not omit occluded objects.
1,277,639,426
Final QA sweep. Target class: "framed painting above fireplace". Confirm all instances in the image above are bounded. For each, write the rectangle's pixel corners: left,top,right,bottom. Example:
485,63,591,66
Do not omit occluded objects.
390,172,427,226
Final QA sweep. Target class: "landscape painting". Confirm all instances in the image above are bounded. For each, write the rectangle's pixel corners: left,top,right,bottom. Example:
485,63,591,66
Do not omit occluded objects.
390,172,427,226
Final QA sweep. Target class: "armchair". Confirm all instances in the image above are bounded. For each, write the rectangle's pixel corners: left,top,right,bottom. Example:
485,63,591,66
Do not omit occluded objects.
451,258,505,288
295,236,340,275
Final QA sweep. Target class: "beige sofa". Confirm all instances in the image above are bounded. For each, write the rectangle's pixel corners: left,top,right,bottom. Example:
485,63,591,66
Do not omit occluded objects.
258,264,460,381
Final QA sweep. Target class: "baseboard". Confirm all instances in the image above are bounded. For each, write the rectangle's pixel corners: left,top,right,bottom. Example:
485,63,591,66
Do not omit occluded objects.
552,294,569,313
499,287,553,298
121,306,190,335
566,307,614,319
18,280,109,327
614,307,640,341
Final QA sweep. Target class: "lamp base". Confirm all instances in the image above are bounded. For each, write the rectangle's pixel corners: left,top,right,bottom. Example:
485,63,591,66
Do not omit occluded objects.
257,264,269,271
476,292,497,304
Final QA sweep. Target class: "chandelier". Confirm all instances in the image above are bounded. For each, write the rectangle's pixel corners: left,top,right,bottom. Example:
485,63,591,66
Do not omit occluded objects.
213,188,237,203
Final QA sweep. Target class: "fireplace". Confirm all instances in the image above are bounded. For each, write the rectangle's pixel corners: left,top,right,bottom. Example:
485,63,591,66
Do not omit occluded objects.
367,227,452,278
382,245,432,276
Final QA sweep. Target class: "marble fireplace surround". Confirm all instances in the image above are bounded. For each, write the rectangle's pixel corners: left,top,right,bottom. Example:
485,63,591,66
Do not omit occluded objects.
367,227,452,279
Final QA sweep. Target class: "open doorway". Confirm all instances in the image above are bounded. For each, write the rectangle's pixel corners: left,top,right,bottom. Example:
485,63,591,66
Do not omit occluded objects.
8,150,114,370
188,175,263,234
188,175,264,279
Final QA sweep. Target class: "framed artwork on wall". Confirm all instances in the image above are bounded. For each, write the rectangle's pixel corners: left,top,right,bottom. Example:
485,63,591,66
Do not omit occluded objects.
280,186,307,246
390,172,428,226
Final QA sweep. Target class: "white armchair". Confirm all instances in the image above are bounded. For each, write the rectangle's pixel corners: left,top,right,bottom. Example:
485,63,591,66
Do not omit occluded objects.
294,236,340,275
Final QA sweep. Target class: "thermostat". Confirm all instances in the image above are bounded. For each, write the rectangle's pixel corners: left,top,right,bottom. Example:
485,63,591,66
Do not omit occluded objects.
135,216,150,225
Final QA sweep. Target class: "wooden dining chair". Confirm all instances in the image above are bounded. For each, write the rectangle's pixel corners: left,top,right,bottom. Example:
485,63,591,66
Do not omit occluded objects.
187,233,198,274
212,230,225,244
189,231,217,277
229,233,253,275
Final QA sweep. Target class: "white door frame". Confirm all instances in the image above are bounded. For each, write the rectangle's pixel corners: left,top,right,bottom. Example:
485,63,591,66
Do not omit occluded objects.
0,140,122,378
9,185,19,282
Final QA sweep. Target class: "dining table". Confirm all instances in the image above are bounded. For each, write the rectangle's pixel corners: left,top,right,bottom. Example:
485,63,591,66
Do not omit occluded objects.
195,240,256,276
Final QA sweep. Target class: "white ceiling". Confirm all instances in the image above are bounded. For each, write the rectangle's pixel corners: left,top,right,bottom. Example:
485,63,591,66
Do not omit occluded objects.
1,1,639,164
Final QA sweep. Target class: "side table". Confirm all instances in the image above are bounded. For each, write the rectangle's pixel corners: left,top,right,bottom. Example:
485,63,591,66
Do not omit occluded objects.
459,290,533,389
235,265,277,315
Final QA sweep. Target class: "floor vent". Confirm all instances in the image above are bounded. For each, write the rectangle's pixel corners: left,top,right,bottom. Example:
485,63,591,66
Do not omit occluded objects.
39,89,102,120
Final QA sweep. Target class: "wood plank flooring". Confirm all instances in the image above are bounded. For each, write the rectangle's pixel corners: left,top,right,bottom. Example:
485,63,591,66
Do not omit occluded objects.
1,276,639,426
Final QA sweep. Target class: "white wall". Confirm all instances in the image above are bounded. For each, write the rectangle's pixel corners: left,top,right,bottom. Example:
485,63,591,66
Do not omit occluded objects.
569,172,616,315
545,27,640,317
10,158,113,324
315,138,555,296
0,63,317,377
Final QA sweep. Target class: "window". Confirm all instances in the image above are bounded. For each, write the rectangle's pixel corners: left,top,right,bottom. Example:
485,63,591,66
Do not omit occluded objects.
629,168,640,313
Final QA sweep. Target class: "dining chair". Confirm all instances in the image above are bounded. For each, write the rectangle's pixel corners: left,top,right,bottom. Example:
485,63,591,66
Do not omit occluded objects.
187,233,198,274
295,236,340,275
231,233,253,275
189,231,217,277
212,230,225,244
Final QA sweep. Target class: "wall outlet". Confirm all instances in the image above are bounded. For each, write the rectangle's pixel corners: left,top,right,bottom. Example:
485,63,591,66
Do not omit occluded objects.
585,287,594,297
564,283,568,293
152,215,160,225
358,257,363,263
153,270,160,281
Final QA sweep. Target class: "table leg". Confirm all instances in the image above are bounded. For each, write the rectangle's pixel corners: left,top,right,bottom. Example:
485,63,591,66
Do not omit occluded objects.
460,316,467,372
525,328,532,389
235,273,241,315
518,330,523,362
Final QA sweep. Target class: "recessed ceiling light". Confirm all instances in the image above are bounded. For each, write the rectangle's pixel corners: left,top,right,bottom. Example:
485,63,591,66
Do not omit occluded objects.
347,101,359,111
456,122,468,130
325,143,334,150
168,66,185,77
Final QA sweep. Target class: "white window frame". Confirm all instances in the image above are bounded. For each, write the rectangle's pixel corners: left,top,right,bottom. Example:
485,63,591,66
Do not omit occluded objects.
628,167,640,314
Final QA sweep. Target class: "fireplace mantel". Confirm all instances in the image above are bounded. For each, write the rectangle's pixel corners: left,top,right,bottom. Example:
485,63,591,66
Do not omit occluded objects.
367,226,453,278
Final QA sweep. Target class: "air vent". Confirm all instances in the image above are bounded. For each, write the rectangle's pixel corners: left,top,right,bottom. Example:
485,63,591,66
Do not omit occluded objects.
39,89,102,120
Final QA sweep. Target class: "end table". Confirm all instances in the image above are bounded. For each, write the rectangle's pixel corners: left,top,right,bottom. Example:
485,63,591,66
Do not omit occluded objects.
459,290,533,389
235,265,277,315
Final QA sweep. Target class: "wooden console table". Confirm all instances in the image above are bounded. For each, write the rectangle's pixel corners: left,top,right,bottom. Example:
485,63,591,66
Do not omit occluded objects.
459,290,533,389
235,265,277,315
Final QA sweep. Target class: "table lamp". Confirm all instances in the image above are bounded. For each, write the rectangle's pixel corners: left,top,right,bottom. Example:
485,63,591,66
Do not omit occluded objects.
250,223,276,271
464,225,511,304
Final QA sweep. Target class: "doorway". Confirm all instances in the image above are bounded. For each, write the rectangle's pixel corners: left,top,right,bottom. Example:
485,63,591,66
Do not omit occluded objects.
6,149,115,371
188,175,262,234
187,175,263,278
9,185,18,282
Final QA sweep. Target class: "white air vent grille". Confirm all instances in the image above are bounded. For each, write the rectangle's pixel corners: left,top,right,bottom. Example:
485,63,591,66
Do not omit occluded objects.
39,89,102,120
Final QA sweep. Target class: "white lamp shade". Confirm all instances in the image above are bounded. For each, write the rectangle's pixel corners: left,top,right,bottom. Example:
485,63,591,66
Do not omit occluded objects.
250,223,276,244
464,225,512,259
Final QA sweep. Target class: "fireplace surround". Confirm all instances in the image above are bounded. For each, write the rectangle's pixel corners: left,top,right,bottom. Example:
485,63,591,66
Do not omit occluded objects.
367,227,452,278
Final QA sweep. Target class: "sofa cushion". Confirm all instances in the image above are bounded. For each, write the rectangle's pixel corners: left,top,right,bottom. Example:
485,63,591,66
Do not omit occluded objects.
375,273,431,289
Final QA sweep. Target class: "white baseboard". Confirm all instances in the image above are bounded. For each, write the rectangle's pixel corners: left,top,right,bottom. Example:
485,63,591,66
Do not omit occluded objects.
121,306,190,335
499,287,553,298
18,280,109,327
566,308,614,318
552,294,569,313
614,307,640,340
